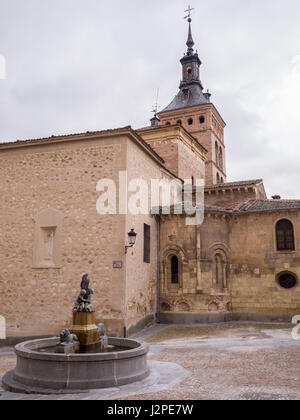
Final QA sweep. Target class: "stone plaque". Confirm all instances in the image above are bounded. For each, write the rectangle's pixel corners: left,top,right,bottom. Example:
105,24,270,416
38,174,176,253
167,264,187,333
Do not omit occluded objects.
113,261,123,269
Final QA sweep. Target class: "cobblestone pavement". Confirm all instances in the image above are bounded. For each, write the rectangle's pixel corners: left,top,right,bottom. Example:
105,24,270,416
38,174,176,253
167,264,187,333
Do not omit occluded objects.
1,324,300,400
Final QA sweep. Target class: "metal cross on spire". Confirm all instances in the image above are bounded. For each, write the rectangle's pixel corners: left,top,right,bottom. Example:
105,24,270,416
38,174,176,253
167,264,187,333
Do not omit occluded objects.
184,5,195,21
184,5,195,53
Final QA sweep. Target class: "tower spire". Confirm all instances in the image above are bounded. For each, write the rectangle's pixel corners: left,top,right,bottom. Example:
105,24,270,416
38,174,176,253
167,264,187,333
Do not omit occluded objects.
159,5,211,114
186,19,194,54
184,5,195,55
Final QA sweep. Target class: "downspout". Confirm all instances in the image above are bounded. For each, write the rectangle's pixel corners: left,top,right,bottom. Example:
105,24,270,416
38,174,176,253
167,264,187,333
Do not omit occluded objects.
123,249,127,338
156,215,161,324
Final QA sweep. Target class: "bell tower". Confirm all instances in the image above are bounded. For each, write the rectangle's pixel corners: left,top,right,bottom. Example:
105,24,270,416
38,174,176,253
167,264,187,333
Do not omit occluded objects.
179,17,205,99
157,9,227,186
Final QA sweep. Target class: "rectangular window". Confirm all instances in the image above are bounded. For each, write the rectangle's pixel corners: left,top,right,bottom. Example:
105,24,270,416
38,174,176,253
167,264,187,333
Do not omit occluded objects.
144,224,151,264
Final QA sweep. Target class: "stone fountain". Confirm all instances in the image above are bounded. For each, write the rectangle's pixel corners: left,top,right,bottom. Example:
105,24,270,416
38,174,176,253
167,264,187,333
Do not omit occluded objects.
2,274,149,394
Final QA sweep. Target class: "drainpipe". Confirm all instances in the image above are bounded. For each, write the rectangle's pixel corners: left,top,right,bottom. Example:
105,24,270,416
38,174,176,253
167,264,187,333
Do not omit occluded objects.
123,253,127,338
156,215,161,324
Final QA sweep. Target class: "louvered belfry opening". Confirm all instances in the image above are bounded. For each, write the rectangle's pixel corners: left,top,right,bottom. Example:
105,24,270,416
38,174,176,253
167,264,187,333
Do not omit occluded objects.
276,219,295,251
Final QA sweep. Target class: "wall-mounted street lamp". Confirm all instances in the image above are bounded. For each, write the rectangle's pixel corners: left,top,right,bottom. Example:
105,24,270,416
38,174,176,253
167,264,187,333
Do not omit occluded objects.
124,228,137,338
125,229,137,254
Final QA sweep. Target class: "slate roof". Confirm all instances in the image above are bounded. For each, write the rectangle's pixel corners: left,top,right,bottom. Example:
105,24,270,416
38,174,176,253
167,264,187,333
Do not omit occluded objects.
160,84,209,113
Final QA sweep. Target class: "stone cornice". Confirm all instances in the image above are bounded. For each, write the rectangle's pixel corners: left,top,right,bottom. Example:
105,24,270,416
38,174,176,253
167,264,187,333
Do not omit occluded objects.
137,124,207,162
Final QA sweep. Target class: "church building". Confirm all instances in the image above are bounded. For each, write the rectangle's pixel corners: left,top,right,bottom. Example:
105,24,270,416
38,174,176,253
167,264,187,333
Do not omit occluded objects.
1,16,300,341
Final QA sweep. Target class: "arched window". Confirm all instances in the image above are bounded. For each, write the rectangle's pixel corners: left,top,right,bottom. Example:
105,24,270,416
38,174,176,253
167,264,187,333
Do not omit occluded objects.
276,219,295,251
166,121,171,126
215,142,219,163
199,116,205,124
215,254,223,286
188,118,193,126
177,120,182,125
171,256,179,284
216,173,220,184
213,251,227,289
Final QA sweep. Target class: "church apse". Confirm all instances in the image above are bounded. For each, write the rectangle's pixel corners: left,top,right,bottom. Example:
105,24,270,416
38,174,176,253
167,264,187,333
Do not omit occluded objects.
159,213,231,319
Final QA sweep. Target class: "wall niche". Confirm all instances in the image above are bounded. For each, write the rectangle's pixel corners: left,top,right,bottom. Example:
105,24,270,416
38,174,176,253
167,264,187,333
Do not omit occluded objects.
33,208,65,269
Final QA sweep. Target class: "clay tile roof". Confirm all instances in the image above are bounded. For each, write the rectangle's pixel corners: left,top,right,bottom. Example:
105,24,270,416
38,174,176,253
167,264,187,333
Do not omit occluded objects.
237,199,300,213
0,126,133,147
0,126,166,164
204,204,232,213
204,199,300,215
204,179,263,190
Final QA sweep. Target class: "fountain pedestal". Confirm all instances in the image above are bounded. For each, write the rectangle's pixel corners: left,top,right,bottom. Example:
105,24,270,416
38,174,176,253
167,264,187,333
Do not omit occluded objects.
71,312,100,348
2,273,149,394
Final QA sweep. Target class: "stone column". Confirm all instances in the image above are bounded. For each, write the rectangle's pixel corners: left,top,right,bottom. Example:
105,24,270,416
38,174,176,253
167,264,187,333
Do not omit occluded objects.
163,261,168,294
196,225,203,293
223,262,228,290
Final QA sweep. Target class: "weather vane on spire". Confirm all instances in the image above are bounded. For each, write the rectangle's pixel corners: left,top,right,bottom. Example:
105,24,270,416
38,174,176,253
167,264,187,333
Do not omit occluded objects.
151,88,160,117
184,5,195,21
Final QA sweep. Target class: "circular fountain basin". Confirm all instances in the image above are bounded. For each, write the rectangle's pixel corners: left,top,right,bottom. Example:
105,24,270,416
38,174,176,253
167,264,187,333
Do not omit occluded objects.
2,337,149,394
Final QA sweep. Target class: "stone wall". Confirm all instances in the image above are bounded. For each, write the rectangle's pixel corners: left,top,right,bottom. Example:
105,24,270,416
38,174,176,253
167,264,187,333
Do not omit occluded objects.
138,125,206,183
124,139,172,333
0,135,128,337
158,103,226,186
229,211,300,315
177,141,205,182
159,208,300,318
204,183,266,209
143,137,180,177
0,128,178,339
159,213,230,315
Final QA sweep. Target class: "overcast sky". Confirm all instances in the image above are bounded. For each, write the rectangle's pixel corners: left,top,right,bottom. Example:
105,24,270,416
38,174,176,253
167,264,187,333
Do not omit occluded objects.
1,0,300,198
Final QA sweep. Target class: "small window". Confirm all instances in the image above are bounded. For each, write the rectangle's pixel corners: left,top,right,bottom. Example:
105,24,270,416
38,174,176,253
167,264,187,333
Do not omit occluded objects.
166,122,171,126
199,116,205,124
171,256,179,284
278,273,297,289
188,118,193,126
192,176,195,186
276,219,295,251
143,224,150,263
177,120,182,125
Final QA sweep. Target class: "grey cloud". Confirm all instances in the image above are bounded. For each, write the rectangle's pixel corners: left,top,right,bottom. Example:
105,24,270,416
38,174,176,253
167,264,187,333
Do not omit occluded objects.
1,0,300,197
